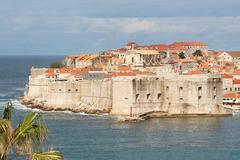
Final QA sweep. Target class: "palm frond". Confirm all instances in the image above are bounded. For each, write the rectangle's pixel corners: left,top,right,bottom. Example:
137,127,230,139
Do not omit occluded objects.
13,112,48,155
0,119,13,159
2,101,15,120
31,151,63,160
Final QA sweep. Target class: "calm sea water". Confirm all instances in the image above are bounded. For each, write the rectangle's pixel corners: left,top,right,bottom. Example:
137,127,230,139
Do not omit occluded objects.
0,55,240,160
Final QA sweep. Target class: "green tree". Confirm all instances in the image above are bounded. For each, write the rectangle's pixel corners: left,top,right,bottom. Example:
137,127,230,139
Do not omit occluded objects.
0,102,63,160
50,61,65,68
179,52,186,59
192,50,202,57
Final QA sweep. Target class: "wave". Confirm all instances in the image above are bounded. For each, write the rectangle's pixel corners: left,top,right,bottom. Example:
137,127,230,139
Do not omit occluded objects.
10,99,91,115
0,99,111,119
0,91,21,99
0,93,11,98
15,87,25,91
48,110,90,116
11,100,42,112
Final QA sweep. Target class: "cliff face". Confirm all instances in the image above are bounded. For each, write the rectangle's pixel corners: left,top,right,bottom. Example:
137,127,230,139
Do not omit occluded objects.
21,68,232,116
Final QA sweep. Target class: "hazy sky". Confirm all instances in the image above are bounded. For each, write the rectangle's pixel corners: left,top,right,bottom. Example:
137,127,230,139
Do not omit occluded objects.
0,0,240,55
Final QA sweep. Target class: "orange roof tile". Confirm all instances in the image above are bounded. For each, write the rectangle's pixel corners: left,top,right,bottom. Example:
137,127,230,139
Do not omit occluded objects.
233,79,240,84
224,92,240,98
223,74,233,79
126,42,137,46
173,59,196,63
186,70,205,75
170,42,208,47
227,51,240,57
112,72,136,77
118,66,132,71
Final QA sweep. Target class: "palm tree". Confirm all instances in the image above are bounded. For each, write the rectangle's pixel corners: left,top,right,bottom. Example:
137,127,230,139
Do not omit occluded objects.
0,102,63,160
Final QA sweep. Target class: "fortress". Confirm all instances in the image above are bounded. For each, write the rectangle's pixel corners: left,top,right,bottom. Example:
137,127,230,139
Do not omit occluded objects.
21,41,235,117
21,68,230,117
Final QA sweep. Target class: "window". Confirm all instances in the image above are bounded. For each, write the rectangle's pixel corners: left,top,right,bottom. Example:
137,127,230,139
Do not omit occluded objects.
157,93,162,100
212,87,217,100
213,87,217,93
75,89,78,92
198,96,202,100
68,89,71,92
198,87,202,96
166,86,169,91
136,94,140,101
180,97,183,103
179,87,183,97
59,89,62,91
147,93,151,100
131,57,134,63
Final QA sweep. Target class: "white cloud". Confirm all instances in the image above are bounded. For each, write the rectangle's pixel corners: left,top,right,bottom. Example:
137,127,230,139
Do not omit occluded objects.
3,16,240,36
1,15,240,53
117,19,157,34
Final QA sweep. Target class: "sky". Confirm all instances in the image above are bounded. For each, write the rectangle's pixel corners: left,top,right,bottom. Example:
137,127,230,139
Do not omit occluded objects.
0,0,240,55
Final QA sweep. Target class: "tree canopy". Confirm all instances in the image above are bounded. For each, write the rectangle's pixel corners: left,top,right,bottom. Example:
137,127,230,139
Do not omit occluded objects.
179,52,186,59
192,50,202,57
50,61,65,68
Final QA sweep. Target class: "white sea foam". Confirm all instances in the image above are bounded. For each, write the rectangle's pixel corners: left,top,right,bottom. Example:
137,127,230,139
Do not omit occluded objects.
0,93,8,97
10,99,91,115
48,110,90,116
7,99,43,113
15,87,25,91
1,99,110,117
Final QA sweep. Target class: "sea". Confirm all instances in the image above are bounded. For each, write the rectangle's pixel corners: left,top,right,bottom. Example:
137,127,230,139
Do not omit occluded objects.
0,55,240,160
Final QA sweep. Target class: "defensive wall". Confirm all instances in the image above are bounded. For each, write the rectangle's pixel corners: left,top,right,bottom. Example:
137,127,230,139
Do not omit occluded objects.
22,68,231,116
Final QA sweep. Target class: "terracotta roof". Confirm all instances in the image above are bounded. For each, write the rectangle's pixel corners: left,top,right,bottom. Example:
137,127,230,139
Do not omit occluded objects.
227,51,240,57
223,74,233,79
199,62,210,68
107,48,127,53
206,51,224,57
234,70,240,75
111,57,124,63
118,66,132,71
112,72,136,77
134,50,160,55
186,70,205,75
126,42,137,46
136,44,185,51
233,79,240,84
170,42,208,47
76,54,99,61
45,67,94,77
224,92,240,98
173,59,196,63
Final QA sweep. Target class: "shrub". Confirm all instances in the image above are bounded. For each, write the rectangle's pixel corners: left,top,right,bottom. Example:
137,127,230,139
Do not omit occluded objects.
50,61,65,68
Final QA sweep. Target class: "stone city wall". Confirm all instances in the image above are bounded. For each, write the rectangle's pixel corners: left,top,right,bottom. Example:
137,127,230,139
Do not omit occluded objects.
22,68,230,116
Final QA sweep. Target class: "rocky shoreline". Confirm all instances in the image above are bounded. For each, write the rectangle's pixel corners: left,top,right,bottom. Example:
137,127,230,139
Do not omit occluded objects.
19,97,111,114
